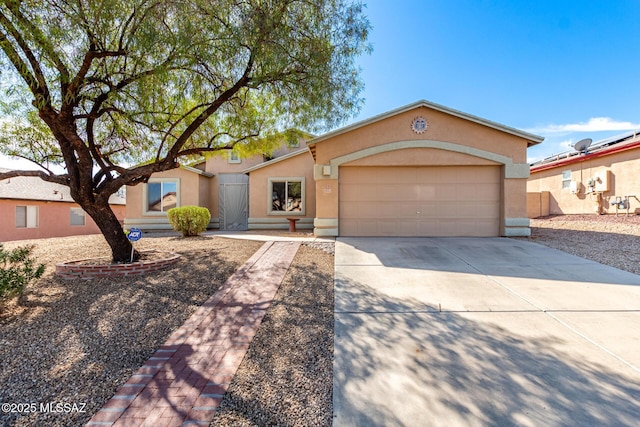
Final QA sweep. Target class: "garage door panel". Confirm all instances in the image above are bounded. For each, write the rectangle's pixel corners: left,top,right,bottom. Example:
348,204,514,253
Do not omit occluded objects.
342,219,418,236
340,166,501,237
342,201,418,218
458,184,499,201
416,185,437,200
435,184,460,201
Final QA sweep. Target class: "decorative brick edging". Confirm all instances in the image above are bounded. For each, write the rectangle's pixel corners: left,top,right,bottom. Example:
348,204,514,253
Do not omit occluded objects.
55,251,181,280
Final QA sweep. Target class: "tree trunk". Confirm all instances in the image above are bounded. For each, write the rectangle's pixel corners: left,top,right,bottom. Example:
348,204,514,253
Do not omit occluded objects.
82,200,140,263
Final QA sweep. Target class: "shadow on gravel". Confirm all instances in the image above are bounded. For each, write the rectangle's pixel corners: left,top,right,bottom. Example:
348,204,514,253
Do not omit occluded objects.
212,247,334,427
0,242,259,427
333,277,640,426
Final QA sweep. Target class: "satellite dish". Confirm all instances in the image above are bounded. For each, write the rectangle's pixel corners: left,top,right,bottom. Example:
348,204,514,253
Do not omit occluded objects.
574,138,592,152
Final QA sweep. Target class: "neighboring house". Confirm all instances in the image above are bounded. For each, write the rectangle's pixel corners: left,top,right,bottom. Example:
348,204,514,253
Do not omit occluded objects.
0,168,126,242
527,131,640,217
125,100,543,237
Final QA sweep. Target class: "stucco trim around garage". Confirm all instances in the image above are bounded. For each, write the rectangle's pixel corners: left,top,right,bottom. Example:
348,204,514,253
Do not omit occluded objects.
307,100,544,149
319,140,530,179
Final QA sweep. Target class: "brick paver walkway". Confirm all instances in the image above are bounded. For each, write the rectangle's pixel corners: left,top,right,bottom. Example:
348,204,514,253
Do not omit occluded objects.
86,241,301,427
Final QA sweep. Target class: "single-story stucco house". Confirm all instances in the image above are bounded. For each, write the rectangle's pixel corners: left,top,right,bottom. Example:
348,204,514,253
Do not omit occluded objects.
125,100,544,237
0,168,126,242
527,130,640,217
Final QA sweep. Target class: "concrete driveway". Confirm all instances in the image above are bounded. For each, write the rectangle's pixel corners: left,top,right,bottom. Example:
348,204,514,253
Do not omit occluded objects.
333,237,640,426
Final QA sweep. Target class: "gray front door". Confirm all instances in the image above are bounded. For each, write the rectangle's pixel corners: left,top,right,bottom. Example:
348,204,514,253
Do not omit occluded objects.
220,183,248,230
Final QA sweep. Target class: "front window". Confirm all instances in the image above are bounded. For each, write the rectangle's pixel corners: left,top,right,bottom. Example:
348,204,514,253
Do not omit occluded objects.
145,180,178,213
268,178,305,215
562,170,572,189
16,205,38,228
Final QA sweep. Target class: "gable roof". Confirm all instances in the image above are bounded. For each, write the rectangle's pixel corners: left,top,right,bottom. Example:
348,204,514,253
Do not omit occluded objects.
0,168,126,204
241,148,310,174
307,100,545,150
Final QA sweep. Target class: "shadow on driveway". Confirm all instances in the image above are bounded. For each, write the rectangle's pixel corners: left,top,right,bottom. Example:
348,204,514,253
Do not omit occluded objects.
334,237,640,426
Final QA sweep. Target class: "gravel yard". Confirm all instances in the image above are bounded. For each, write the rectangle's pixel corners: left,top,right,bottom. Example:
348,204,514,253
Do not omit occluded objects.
525,214,640,275
1,215,638,427
0,234,263,427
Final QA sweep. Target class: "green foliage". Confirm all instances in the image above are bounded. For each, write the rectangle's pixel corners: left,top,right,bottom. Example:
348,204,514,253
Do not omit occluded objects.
0,0,371,167
167,206,211,237
0,244,45,299
0,0,370,262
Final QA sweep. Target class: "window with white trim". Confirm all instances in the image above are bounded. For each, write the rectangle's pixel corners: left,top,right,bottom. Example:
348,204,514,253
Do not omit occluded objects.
70,207,86,226
228,151,241,164
268,177,305,215
16,205,38,228
145,179,179,213
561,170,572,189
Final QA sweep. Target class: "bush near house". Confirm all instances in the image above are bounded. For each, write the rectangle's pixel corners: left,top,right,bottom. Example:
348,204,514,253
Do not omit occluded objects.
167,206,211,237
0,244,45,299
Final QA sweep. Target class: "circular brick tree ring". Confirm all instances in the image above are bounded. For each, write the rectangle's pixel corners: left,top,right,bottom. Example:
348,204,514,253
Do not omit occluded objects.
55,250,181,280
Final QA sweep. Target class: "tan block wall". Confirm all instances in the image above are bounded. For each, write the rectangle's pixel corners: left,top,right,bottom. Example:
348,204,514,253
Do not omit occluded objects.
528,147,640,215
526,192,550,218
0,199,125,242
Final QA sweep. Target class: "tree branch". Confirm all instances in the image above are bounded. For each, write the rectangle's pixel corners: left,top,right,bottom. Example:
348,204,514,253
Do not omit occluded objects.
0,169,69,185
5,3,70,86
0,10,51,108
164,54,255,162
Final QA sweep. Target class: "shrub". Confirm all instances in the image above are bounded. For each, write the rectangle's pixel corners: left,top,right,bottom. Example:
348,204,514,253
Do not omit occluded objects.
0,244,45,299
167,206,211,237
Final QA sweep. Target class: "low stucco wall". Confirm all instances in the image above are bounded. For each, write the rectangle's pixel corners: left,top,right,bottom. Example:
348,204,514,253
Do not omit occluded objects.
527,192,550,218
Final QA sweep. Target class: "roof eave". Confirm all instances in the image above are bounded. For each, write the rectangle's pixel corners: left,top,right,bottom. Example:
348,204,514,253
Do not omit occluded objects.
241,148,310,174
307,100,545,147
180,165,214,177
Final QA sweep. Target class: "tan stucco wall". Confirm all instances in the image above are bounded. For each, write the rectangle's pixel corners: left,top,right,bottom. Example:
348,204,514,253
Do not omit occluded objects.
0,199,125,242
528,147,640,215
313,107,529,165
125,168,212,221
248,153,316,220
344,147,500,167
311,105,532,236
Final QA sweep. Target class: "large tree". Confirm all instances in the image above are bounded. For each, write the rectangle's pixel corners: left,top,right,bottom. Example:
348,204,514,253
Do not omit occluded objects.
0,0,370,261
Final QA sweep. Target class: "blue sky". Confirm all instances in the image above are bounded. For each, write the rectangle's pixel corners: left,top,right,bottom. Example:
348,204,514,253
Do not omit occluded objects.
349,0,640,162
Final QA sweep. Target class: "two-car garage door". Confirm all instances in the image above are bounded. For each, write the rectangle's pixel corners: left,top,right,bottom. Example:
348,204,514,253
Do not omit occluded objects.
339,166,501,237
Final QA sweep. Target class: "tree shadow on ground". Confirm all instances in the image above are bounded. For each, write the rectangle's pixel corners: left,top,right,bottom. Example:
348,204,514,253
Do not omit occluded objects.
333,277,640,426
0,239,262,427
